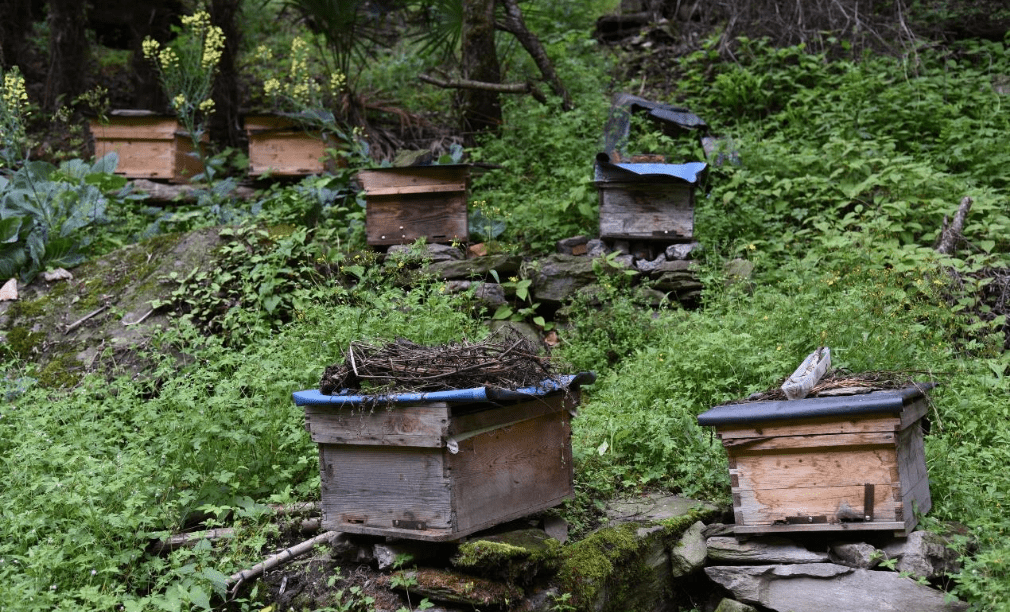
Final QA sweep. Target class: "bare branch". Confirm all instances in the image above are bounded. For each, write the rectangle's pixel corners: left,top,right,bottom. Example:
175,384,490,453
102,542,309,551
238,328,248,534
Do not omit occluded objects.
418,74,548,105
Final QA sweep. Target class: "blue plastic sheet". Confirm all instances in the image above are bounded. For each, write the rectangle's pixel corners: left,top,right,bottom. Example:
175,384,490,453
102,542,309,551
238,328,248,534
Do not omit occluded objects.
293,372,596,408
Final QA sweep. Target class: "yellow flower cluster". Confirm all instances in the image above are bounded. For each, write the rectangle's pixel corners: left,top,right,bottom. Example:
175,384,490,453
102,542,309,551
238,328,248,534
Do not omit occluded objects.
141,38,161,60
180,10,212,30
199,99,215,113
173,94,187,110
159,47,180,70
263,78,281,97
254,44,273,63
329,71,346,94
1,71,28,114
202,25,226,69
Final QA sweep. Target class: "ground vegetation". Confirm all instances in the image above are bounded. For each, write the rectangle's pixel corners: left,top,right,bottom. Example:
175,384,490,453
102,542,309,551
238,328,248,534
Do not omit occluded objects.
2,1,1010,610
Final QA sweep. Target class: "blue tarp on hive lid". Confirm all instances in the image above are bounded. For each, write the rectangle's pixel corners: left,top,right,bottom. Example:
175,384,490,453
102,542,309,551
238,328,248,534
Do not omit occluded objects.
293,372,596,408
593,160,708,184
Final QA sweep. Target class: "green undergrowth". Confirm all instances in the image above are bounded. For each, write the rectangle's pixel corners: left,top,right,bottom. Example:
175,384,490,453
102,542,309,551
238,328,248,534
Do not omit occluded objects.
0,283,483,611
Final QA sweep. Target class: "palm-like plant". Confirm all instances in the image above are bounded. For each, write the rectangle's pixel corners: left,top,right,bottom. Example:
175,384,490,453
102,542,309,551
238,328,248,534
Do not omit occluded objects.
283,0,399,82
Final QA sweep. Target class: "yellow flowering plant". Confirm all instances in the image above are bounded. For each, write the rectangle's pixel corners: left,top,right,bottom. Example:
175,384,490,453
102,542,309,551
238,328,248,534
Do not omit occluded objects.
142,9,225,180
0,65,30,170
254,36,367,163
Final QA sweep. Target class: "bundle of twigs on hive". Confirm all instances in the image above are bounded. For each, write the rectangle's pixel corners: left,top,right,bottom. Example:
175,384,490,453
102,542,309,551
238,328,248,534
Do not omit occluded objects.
319,327,560,395
739,369,932,403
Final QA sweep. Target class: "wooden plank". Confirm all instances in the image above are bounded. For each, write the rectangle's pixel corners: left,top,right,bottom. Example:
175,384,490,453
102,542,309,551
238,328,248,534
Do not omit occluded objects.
357,167,469,192
363,183,467,196
94,139,177,179
897,422,929,490
717,414,901,440
449,411,573,533
248,133,328,176
733,483,902,525
722,431,896,452
366,195,468,246
734,521,907,535
899,397,929,430
319,444,453,533
89,118,179,140
732,446,899,490
304,404,449,447
447,396,567,436
598,182,694,240
897,421,931,531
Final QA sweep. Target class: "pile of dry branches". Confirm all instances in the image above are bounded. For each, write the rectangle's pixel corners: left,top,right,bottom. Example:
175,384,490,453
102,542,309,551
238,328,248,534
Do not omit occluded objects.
741,370,929,402
319,327,559,394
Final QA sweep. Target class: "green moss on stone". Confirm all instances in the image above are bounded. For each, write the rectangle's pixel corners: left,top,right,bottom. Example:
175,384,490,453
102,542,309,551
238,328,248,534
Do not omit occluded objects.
5,326,45,360
36,351,85,389
555,508,717,612
453,530,562,585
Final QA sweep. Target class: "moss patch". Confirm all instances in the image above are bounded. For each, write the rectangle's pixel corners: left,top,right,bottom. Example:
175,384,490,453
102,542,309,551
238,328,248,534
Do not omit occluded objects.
453,529,562,586
555,508,717,612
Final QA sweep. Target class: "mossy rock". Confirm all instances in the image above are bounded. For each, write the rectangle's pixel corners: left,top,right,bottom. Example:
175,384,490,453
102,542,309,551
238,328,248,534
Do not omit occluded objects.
555,502,720,612
452,528,563,586
0,227,222,386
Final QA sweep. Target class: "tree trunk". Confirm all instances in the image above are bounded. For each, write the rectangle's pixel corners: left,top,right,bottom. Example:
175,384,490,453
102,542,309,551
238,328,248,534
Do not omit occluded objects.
45,0,90,111
460,0,502,143
0,0,36,70
209,0,244,151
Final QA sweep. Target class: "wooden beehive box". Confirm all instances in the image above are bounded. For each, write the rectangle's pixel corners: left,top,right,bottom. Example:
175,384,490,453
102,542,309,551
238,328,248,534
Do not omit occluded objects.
292,383,578,541
244,114,331,177
88,110,203,183
594,156,707,242
697,385,933,536
357,165,469,247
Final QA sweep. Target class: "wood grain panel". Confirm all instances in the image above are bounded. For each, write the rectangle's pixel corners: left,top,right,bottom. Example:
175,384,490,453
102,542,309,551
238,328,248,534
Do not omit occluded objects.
366,196,468,245
304,404,448,447
723,431,897,452
598,182,694,240
449,412,573,533
319,444,453,533
732,446,899,490
734,483,901,524
718,414,901,440
448,396,566,436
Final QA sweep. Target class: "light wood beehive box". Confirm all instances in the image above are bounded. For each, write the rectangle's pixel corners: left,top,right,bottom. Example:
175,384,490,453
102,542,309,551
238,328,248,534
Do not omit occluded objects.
88,110,203,183
697,386,933,536
293,386,577,541
244,114,331,177
356,165,469,247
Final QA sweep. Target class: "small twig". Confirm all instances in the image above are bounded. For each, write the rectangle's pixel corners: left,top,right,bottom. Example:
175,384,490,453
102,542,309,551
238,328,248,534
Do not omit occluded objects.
349,345,358,377
226,530,341,594
122,308,155,326
64,305,108,334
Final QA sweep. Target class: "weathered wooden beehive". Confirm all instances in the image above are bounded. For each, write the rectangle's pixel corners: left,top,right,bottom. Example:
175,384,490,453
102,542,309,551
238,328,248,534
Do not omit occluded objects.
88,110,203,183
697,385,933,536
292,377,583,541
244,115,330,177
357,165,469,247
594,155,707,242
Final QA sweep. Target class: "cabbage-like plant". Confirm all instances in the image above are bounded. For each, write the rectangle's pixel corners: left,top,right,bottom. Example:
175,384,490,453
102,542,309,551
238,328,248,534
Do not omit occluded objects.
0,153,120,283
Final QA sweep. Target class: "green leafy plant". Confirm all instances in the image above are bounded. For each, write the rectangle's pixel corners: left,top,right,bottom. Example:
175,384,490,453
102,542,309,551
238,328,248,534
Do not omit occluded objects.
0,155,120,282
